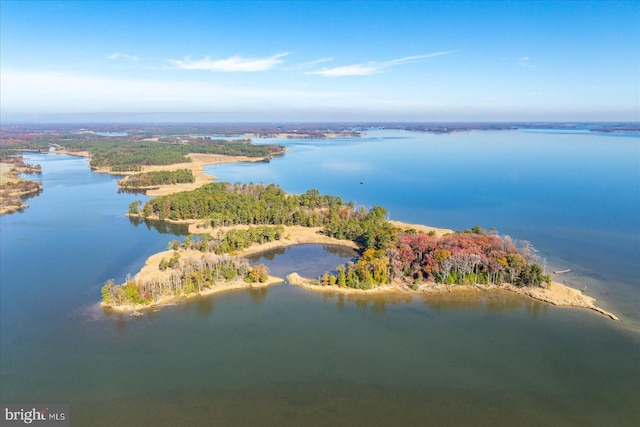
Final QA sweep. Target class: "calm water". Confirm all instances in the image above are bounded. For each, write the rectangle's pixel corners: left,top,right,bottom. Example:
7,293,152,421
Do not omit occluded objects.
1,130,639,426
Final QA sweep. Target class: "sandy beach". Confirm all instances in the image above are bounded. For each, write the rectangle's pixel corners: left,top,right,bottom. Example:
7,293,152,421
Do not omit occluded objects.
286,272,619,320
388,220,454,237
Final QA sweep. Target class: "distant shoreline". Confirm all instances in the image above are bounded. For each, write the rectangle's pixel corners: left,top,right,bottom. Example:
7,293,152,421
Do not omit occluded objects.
54,150,273,197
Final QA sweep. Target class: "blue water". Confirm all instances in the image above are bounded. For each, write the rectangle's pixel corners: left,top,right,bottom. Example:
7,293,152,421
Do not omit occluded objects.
1,130,639,426
207,129,640,324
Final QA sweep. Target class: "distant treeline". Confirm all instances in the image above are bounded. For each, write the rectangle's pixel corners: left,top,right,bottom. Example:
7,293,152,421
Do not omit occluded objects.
120,169,195,188
54,139,283,172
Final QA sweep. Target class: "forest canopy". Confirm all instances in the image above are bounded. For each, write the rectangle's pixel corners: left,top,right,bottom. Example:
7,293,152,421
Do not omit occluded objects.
119,169,195,188
58,138,284,172
126,182,551,294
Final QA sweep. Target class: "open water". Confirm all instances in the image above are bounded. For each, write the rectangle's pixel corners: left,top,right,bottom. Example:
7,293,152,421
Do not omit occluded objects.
1,129,638,426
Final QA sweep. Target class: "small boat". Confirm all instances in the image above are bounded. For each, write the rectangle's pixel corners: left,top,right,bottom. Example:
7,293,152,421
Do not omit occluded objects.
360,181,364,184
553,269,572,274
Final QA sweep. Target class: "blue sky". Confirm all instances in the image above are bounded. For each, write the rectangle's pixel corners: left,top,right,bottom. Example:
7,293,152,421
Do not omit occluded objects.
1,0,638,122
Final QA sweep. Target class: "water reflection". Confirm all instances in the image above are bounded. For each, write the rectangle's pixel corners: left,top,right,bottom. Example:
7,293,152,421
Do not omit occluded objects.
117,187,149,196
249,287,268,305
321,244,359,258
248,247,287,262
248,244,358,279
196,296,215,317
314,287,551,318
128,216,190,235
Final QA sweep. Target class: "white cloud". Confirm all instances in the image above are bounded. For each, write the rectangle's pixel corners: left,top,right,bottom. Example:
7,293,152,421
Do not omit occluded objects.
106,52,139,61
308,63,380,77
292,57,335,69
307,51,457,77
168,53,290,72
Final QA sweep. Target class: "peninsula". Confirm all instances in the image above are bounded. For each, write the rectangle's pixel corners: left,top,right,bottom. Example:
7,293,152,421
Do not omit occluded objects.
102,181,618,320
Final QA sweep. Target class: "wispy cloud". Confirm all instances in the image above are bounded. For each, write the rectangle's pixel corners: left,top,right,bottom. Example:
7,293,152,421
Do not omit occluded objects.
517,56,536,68
307,51,457,77
292,57,335,69
106,52,139,61
169,53,290,72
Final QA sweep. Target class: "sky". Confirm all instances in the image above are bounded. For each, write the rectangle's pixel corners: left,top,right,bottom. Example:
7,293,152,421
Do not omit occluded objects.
1,0,639,122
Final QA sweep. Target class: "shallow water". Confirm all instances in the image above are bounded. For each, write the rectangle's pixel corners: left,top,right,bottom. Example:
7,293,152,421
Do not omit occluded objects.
1,130,639,426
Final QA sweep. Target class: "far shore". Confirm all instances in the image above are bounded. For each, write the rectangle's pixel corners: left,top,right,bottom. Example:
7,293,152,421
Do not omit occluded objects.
53,150,271,196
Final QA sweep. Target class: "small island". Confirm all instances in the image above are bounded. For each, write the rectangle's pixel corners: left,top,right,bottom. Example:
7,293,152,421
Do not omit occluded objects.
102,181,618,320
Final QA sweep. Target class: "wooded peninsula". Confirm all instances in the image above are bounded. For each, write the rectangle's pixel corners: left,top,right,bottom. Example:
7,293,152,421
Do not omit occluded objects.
104,180,618,320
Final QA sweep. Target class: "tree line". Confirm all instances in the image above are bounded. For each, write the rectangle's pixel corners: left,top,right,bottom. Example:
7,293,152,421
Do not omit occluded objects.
133,182,348,224
165,225,286,256
55,139,283,172
119,169,195,188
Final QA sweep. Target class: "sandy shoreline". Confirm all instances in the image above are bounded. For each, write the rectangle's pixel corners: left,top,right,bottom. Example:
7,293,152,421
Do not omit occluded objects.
286,272,619,320
101,228,359,313
388,220,453,237
104,228,619,321
101,275,284,314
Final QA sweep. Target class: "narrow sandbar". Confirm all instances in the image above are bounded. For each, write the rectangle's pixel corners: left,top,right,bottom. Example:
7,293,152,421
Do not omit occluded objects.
286,273,619,320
